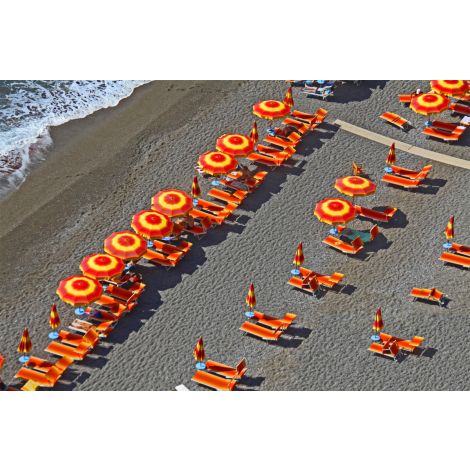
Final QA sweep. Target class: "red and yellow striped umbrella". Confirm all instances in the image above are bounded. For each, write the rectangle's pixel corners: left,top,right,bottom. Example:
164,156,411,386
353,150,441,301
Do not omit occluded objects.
49,304,60,331
17,328,32,355
386,143,396,166
216,134,254,157
253,100,291,121
293,242,304,268
373,307,384,333
314,198,356,226
334,176,376,198
250,121,259,143
198,151,238,176
445,215,454,240
56,275,103,307
151,189,193,217
352,161,364,176
283,87,294,108
430,80,469,97
131,210,174,240
104,231,147,261
191,176,201,199
193,337,205,362
0,353,4,370
80,253,125,280
246,283,256,311
410,92,449,116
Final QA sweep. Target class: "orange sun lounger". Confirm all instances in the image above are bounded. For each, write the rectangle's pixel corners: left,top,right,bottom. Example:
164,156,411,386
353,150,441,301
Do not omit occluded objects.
430,120,469,132
15,356,73,388
410,287,445,306
70,318,115,338
205,358,247,380
322,235,364,254
450,243,470,257
368,340,400,360
422,126,466,141
45,340,94,361
175,216,212,238
290,107,328,125
105,285,140,307
263,134,297,150
253,311,297,330
450,102,470,116
288,275,321,294
389,164,432,180
191,370,237,391
297,266,344,289
247,152,285,167
93,296,128,317
223,170,268,190
151,239,192,256
273,128,303,144
380,112,410,129
439,251,470,268
354,205,397,223
208,187,248,205
239,322,283,341
281,117,310,135
381,173,423,188
143,247,184,268
257,144,295,159
58,328,100,348
379,333,424,353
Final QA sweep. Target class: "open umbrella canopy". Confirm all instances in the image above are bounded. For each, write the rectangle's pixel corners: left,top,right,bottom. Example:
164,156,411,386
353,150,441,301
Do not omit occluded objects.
131,210,174,240
249,121,259,143
386,143,396,166
17,328,32,354
216,134,254,157
293,242,304,267
430,80,469,97
56,275,103,306
198,151,238,176
253,100,291,120
373,307,384,333
334,176,376,198
191,176,201,199
49,304,60,330
151,189,193,217
80,253,125,280
410,92,449,116
193,337,205,362
314,197,356,226
104,231,147,261
445,215,454,240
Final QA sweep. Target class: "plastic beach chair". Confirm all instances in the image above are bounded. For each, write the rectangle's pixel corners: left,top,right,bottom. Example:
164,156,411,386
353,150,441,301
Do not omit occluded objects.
247,152,285,167
58,328,100,348
389,164,432,180
354,205,397,223
450,243,470,258
263,134,297,150
439,251,470,268
239,322,283,341
368,340,400,360
298,266,344,289
223,170,268,190
381,173,423,188
142,248,183,268
291,107,328,125
151,239,192,256
191,370,237,391
379,333,424,352
257,144,295,159
208,187,248,205
253,311,297,330
322,235,364,254
205,358,247,380
69,318,115,338
410,287,446,306
450,102,470,116
281,117,310,135
422,126,466,141
380,112,410,130
15,356,73,389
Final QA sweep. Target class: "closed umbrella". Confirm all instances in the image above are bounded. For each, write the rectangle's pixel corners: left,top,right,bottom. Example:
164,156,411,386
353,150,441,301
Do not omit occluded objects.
284,87,294,108
193,337,206,370
245,283,256,318
385,143,396,172
49,304,60,339
292,242,304,275
249,121,259,143
371,307,383,341
17,328,32,363
191,175,201,205
444,215,454,249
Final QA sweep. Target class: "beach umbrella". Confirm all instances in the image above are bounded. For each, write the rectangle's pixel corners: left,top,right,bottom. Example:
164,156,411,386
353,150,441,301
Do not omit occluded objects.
104,231,147,263
352,161,364,176
49,304,60,339
253,100,291,130
283,87,294,108
385,142,396,170
131,210,174,248
249,121,259,143
57,275,103,315
80,253,125,280
151,189,193,218
197,151,238,177
0,353,4,370
308,274,320,293
292,242,304,275
216,134,254,157
17,328,32,363
191,175,201,205
430,80,469,97
410,92,449,126
193,337,206,370
334,176,376,205
245,283,256,318
443,215,454,249
371,307,383,341
314,197,356,235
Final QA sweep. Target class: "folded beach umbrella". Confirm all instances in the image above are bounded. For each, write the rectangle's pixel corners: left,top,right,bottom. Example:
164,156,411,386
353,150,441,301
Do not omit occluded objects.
352,161,364,176
193,337,206,370
334,176,376,204
249,121,259,143
444,215,454,249
430,80,469,97
197,151,238,176
80,253,125,280
283,87,294,108
410,92,449,126
216,134,254,157
131,210,174,246
56,275,103,312
245,283,256,318
253,100,291,129
292,242,304,275
17,328,32,363
151,189,193,218
0,353,4,371
48,303,60,339
386,143,396,167
314,197,356,235
104,231,147,262
191,175,201,201
371,307,383,341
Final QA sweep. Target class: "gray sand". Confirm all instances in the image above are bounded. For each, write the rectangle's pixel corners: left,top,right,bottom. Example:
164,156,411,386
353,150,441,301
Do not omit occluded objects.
0,80,469,390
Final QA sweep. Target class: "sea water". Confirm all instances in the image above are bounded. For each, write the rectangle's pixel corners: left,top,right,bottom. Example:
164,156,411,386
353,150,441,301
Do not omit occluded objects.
0,80,149,196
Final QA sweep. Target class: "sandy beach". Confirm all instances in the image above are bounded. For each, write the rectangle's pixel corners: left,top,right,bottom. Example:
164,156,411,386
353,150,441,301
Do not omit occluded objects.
1,80,469,390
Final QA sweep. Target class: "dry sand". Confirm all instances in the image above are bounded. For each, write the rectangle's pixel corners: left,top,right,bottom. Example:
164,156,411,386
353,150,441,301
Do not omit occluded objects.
0,80,469,390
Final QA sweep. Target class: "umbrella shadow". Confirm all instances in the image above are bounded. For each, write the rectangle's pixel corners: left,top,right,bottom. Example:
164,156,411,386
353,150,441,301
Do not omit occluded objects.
295,123,338,157
337,284,357,296
332,80,388,104
237,375,265,390
356,207,408,230
419,347,438,359
365,233,393,254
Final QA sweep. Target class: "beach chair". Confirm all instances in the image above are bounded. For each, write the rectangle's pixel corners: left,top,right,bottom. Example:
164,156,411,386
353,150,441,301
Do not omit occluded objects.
143,248,182,268
93,295,128,317
380,112,410,130
151,239,192,256
190,199,237,225
208,187,248,205
205,358,247,380
247,152,285,167
450,243,470,257
381,173,423,189
15,356,73,388
389,164,432,180
301,86,334,100
281,117,310,135
398,94,413,104
191,370,237,391
410,287,446,306
354,205,397,223
69,318,115,338
105,284,140,306
430,120,468,132
273,127,303,145
263,134,297,150
322,235,364,254
44,340,93,361
379,333,424,353
223,170,268,190
288,274,321,295
439,251,470,268
450,102,470,116
368,340,400,360
290,107,328,125
422,125,466,141
57,328,100,348
257,144,295,159
239,322,283,341
253,311,296,330
176,217,212,239
298,266,344,289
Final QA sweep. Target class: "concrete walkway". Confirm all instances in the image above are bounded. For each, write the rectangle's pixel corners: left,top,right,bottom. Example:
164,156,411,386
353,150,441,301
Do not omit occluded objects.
334,119,470,170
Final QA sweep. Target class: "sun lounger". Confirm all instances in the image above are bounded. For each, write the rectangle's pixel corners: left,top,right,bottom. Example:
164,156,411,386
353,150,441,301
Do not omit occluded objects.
205,358,247,380
354,205,397,223
368,340,400,360
93,296,128,317
337,224,379,243
15,356,73,388
322,235,364,254
44,340,93,361
150,240,192,258
69,318,115,338
399,94,413,104
422,125,466,141
410,287,446,306
175,217,212,238
439,251,470,268
450,102,470,116
287,275,321,295
450,243,470,257
239,322,283,341
380,112,410,130
301,86,334,100
389,164,432,180
297,266,344,289
224,170,268,190
263,135,297,150
281,117,310,135
15,367,64,388
290,107,328,125
191,370,237,391
143,248,183,268
256,144,294,160
208,187,247,205
247,152,285,167
379,333,424,353
381,173,422,188
58,328,100,348
273,128,302,144
24,356,73,374
253,311,297,330
105,284,140,306
430,120,469,132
